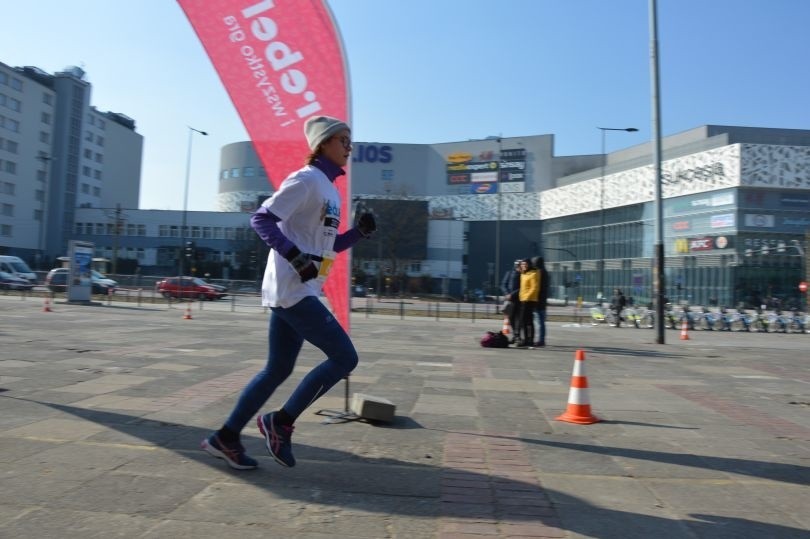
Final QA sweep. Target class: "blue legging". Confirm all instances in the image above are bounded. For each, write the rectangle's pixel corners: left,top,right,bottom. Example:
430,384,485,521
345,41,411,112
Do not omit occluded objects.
224,296,358,432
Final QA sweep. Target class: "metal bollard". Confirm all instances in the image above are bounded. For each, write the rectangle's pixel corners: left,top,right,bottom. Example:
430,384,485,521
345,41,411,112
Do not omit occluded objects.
231,294,236,312
472,302,476,322
137,288,142,307
436,302,440,321
399,300,404,319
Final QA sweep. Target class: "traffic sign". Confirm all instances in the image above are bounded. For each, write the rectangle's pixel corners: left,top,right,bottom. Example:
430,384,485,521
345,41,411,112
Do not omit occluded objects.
799,281,808,293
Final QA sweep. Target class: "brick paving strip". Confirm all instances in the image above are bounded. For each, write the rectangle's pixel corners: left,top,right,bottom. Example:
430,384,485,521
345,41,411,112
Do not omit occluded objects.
439,431,567,538
150,366,257,412
658,385,810,440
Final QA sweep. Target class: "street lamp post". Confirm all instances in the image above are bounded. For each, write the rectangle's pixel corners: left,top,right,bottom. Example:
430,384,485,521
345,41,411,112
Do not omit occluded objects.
179,126,208,279
597,127,638,304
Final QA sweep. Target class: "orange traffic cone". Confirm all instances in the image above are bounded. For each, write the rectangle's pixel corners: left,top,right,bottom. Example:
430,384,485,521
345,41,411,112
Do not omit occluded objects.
42,295,52,312
556,350,601,424
680,318,690,340
183,302,193,320
501,316,512,336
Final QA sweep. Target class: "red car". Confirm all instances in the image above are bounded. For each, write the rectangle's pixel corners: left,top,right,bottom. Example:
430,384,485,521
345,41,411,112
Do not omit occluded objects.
156,277,227,300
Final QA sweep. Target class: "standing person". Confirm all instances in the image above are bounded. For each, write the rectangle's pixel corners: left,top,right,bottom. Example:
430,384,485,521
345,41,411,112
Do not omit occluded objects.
501,259,522,342
531,256,550,347
517,258,539,347
611,288,627,327
202,116,376,470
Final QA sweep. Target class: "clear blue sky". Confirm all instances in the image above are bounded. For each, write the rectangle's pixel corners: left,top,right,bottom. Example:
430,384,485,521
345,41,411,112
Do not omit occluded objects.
1,1,808,212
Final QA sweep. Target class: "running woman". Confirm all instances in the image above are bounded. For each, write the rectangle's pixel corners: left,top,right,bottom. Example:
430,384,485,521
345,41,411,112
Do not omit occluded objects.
202,116,376,469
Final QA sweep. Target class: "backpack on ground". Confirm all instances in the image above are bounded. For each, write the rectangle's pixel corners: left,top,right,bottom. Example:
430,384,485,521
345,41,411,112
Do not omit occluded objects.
480,331,509,348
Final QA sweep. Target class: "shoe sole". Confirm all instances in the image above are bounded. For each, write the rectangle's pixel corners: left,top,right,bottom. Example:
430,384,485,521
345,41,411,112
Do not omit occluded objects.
257,415,294,468
201,439,257,470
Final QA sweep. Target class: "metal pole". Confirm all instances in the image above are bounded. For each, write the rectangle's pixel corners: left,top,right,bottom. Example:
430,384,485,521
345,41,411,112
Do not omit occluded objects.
650,0,666,344
180,127,207,279
495,137,502,302
599,129,606,305
597,127,638,305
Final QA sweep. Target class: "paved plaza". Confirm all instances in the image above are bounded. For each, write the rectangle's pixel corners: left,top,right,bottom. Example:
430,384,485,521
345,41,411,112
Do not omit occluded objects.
0,294,808,538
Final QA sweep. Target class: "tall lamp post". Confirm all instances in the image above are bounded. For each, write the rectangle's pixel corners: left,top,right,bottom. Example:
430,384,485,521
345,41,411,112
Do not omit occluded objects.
179,126,208,278
597,126,638,304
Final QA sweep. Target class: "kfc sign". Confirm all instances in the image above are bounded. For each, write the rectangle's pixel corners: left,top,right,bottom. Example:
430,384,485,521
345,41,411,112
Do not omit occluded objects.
690,238,714,251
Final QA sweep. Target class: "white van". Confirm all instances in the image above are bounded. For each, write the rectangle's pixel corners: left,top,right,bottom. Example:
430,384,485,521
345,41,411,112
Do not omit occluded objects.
0,256,38,284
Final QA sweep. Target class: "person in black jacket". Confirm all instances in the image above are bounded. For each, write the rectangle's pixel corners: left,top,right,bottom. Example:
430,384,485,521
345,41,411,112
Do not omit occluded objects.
611,288,627,327
500,259,522,342
531,256,550,346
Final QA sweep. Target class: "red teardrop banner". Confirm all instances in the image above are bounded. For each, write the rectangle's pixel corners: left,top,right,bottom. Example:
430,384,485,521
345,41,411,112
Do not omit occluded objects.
177,0,351,330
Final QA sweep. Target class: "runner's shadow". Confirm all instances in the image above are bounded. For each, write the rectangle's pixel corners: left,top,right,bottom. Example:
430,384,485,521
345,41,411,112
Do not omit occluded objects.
12,399,808,538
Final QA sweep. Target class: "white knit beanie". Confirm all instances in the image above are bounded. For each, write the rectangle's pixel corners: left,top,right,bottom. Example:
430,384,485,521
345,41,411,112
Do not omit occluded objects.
304,115,350,151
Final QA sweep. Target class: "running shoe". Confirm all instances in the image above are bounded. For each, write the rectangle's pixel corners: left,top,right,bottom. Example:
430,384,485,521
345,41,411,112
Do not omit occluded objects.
257,412,296,467
201,434,258,470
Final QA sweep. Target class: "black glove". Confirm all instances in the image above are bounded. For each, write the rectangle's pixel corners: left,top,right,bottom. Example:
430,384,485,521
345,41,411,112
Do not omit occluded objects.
284,246,318,282
357,212,377,237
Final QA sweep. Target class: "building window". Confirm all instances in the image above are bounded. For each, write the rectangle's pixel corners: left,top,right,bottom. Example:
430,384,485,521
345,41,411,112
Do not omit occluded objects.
92,186,101,196
35,189,44,201
230,168,240,178
0,224,11,237
84,148,92,158
202,226,211,239
43,92,53,105
3,160,15,174
39,131,49,144
81,183,90,194
41,112,51,125
83,166,91,177
94,170,101,180
159,225,170,237
221,169,229,179
243,167,255,177
85,130,94,142
95,152,103,163
1,203,13,216
1,181,14,195
96,135,104,146
10,78,22,91
98,119,105,130
137,224,146,236
95,223,105,234
34,208,43,221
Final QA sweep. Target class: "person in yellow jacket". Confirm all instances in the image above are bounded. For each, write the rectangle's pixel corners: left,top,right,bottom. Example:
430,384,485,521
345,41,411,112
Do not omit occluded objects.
517,258,539,347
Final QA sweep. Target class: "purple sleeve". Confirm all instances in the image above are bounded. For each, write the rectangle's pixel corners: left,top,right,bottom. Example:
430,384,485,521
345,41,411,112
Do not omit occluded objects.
250,206,295,256
333,227,364,253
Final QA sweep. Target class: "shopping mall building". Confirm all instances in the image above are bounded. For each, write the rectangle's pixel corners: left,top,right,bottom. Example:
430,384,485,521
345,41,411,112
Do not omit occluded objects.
218,125,810,308
8,63,805,305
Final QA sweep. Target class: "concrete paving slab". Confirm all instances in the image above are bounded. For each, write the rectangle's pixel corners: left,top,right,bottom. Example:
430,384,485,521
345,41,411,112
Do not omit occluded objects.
1,296,808,538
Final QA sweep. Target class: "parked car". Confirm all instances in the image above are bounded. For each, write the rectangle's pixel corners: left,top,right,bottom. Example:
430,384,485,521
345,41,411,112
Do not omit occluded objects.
156,276,228,300
45,268,118,295
0,271,34,290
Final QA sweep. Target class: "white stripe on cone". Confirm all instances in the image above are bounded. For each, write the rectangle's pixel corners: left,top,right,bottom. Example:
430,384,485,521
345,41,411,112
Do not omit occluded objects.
567,387,591,405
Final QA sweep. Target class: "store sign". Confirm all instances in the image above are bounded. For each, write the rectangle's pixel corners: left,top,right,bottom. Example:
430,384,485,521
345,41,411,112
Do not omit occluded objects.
499,182,525,193
471,183,497,194
471,171,497,183
675,236,732,253
447,161,498,173
710,213,735,228
352,144,392,163
447,152,473,164
744,214,774,227
500,171,525,182
783,217,810,227
672,220,691,231
662,162,726,186
780,195,809,207
448,173,470,184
